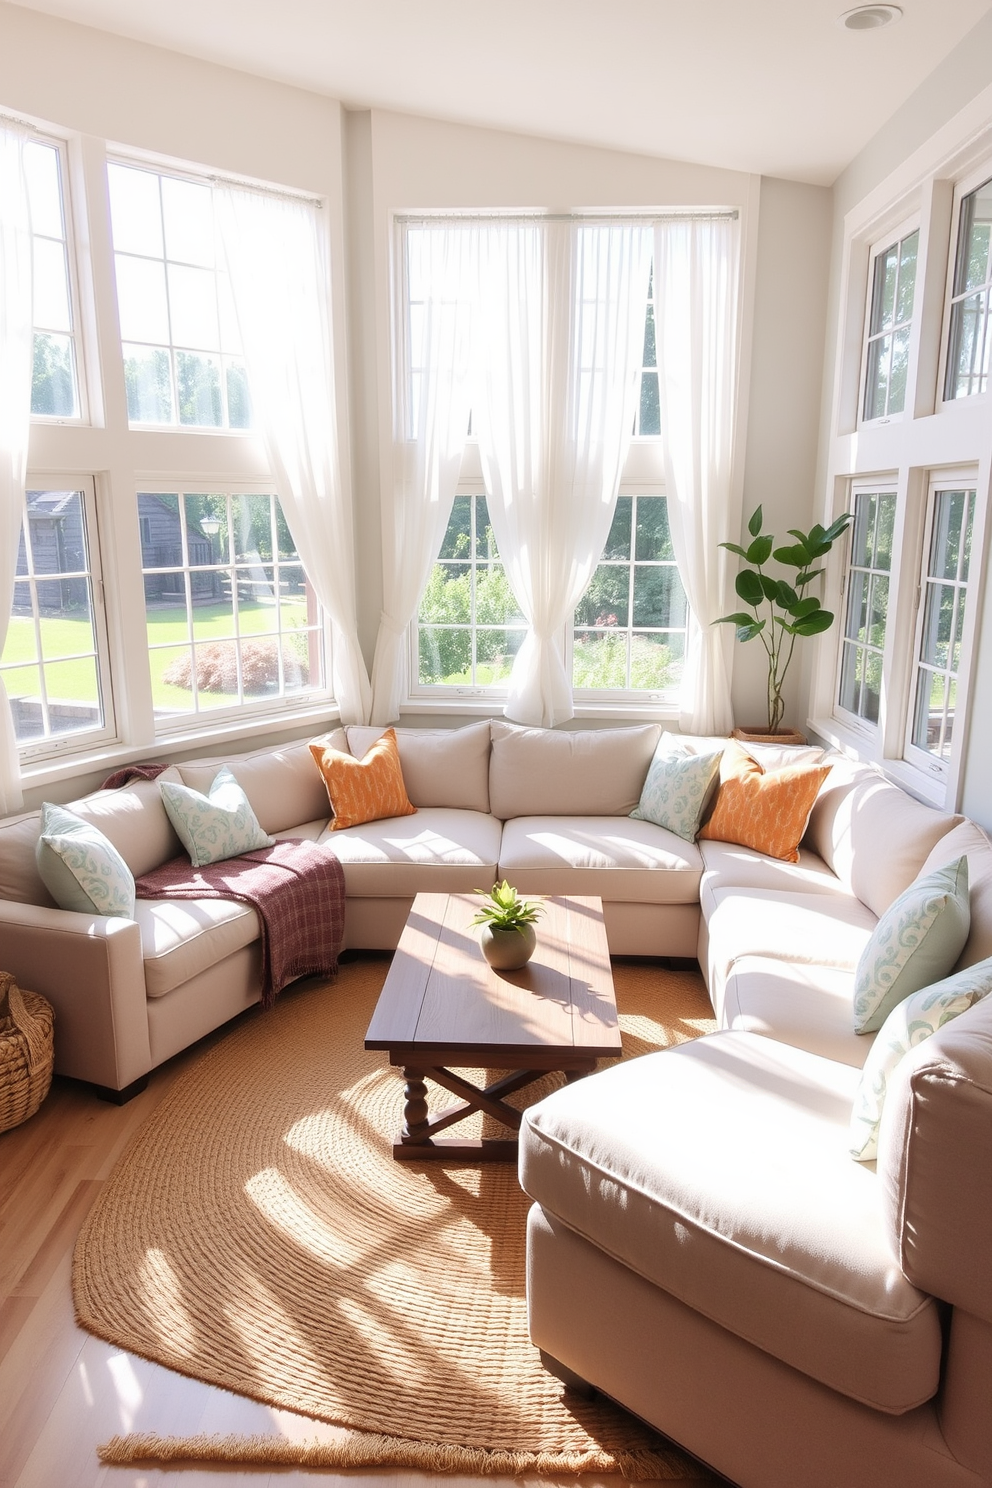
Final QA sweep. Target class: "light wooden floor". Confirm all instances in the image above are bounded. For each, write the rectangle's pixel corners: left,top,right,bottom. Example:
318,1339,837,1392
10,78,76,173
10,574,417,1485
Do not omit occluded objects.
0,1005,725,1488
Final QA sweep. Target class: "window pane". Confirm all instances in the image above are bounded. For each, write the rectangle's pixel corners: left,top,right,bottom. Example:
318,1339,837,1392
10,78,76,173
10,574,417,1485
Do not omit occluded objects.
108,164,164,257
955,180,992,295
872,243,898,333
226,362,251,428
32,333,78,418
864,230,917,420
115,255,171,343
633,566,685,627
124,345,174,423
638,371,660,435
844,569,869,643
907,488,975,765
603,497,632,560
176,351,222,427
573,631,629,689
888,325,910,414
635,495,674,561
946,182,992,399
161,175,214,267
1,489,107,747
168,264,220,350
864,336,889,422
581,565,630,627
24,141,64,238
631,631,683,691
33,237,71,332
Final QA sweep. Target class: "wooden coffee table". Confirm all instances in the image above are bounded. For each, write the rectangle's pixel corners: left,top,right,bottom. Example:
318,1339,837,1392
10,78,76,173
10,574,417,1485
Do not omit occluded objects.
365,892,621,1160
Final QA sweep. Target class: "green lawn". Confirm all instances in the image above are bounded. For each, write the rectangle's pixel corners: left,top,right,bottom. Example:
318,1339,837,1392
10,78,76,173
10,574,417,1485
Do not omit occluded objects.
2,601,311,710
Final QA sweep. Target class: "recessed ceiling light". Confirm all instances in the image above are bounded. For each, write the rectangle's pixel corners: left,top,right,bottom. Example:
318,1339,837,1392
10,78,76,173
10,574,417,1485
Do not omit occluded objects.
839,4,903,28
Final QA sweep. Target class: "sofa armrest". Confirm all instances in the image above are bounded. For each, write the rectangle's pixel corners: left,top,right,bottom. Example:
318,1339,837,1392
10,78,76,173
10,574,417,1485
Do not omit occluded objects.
0,899,151,1091
878,994,992,1323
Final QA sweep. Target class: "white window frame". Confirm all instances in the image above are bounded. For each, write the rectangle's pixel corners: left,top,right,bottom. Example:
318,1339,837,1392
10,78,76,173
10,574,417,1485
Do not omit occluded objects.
940,162,992,406
27,132,88,427
137,482,332,738
902,470,983,789
570,482,688,710
859,218,920,426
4,475,117,760
833,481,899,736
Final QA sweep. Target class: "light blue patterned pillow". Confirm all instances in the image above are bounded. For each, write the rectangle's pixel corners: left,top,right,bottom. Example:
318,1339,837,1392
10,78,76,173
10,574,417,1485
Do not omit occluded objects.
853,855,970,1035
850,956,992,1161
160,765,275,868
35,802,136,918
631,735,723,841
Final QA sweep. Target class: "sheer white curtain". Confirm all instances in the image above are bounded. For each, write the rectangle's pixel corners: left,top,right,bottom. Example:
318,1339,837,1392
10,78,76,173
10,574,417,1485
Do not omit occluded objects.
654,215,740,735
370,223,478,724
474,220,653,726
0,126,33,816
215,186,370,725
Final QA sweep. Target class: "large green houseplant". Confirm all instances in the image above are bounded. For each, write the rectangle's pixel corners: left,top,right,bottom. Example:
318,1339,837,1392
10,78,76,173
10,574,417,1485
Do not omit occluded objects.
716,505,852,735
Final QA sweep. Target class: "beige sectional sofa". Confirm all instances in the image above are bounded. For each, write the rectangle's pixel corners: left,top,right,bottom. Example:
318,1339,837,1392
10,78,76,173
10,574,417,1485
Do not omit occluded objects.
0,718,703,1095
520,751,992,1488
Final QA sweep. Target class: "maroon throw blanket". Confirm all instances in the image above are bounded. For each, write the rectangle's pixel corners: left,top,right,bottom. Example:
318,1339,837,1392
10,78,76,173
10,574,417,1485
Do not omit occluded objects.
136,840,345,1008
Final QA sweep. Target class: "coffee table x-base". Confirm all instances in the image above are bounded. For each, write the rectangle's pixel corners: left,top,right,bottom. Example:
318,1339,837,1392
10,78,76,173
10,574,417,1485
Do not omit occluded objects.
364,892,621,1160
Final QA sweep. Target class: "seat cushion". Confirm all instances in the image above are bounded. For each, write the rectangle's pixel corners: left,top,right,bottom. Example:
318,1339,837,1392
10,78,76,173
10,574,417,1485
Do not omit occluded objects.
718,955,869,1068
498,815,702,905
135,896,259,999
705,886,876,992
698,839,850,913
318,808,501,897
519,1031,942,1412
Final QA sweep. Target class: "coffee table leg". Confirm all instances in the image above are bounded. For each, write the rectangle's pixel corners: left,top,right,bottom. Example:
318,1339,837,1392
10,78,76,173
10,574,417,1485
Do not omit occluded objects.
400,1067,431,1145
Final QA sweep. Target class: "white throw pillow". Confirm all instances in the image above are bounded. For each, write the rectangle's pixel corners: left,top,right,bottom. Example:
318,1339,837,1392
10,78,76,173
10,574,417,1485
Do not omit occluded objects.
630,734,723,841
160,765,275,868
853,855,971,1034
35,801,136,918
850,956,992,1161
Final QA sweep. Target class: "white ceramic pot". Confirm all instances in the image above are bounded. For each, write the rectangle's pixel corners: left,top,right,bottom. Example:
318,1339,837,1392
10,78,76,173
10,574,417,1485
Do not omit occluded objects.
479,923,537,971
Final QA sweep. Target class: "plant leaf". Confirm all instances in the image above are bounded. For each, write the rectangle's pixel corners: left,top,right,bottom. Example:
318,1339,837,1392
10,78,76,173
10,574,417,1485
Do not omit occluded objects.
772,543,809,568
714,612,758,627
775,580,799,608
795,567,824,587
747,505,764,537
758,573,780,602
745,535,773,566
791,609,835,636
789,596,820,620
720,541,748,559
735,619,765,642
823,512,854,543
735,569,764,607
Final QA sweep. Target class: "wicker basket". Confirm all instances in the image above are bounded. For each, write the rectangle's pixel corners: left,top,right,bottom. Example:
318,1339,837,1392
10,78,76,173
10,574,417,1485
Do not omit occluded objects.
0,971,55,1134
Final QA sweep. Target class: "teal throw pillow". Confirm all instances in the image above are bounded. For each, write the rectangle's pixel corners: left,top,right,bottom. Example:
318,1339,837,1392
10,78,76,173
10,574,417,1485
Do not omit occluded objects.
853,855,970,1035
160,765,275,868
631,734,723,842
35,801,136,918
850,956,992,1161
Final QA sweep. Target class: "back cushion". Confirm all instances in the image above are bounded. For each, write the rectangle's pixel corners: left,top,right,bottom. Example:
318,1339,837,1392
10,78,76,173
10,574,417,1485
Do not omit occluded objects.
346,721,491,813
0,811,55,907
68,779,183,878
805,758,960,918
489,721,660,819
920,820,992,972
176,737,343,835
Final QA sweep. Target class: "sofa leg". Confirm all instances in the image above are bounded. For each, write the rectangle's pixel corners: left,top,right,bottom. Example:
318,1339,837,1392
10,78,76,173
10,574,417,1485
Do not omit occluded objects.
89,1074,150,1105
539,1349,597,1398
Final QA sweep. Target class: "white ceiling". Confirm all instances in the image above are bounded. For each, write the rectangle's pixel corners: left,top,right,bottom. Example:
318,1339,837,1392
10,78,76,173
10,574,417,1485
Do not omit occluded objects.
10,0,992,184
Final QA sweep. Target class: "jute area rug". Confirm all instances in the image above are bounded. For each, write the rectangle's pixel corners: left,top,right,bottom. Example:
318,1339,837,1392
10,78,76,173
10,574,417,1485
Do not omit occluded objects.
74,954,717,1477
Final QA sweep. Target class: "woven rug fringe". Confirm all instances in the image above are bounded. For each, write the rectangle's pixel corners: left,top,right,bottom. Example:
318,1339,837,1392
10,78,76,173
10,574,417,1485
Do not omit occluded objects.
97,1430,691,1478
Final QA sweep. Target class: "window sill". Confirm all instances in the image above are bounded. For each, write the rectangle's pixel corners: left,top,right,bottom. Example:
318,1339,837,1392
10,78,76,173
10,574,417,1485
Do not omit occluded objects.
19,701,341,796
807,715,948,809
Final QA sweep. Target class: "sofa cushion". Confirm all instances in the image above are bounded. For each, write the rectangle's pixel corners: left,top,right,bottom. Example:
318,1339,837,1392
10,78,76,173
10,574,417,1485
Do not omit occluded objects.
489,721,660,819
310,728,417,831
499,815,702,905
175,737,340,836
852,855,970,1035
698,742,831,863
36,802,136,918
850,957,992,1161
519,1031,942,1413
698,839,851,910
346,721,491,813
805,759,960,918
68,778,185,878
918,818,992,971
160,766,276,867
630,734,722,841
318,808,500,898
717,955,868,1068
704,886,876,992
135,896,260,999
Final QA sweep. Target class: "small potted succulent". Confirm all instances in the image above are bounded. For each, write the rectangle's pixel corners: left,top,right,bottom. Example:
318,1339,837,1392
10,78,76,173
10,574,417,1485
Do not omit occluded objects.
471,880,544,970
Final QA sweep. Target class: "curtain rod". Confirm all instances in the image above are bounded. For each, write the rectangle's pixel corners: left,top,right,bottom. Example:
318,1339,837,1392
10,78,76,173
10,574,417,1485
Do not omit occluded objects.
0,111,39,132
395,208,739,226
208,174,323,208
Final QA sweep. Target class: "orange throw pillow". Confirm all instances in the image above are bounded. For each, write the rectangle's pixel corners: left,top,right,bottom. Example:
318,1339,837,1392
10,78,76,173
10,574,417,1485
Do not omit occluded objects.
309,728,417,831
698,741,831,863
